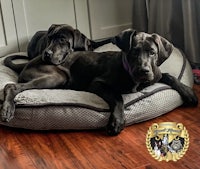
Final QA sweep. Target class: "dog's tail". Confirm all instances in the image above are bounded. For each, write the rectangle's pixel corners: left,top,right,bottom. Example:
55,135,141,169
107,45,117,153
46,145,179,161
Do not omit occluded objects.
90,38,113,49
4,55,29,73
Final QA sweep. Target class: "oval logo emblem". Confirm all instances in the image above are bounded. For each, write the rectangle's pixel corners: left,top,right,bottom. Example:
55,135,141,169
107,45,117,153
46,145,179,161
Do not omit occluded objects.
146,122,189,162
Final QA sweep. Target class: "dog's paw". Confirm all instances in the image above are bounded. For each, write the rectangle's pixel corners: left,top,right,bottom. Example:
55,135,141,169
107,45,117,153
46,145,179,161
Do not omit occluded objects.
0,101,15,122
182,92,198,107
180,87,198,107
106,116,125,136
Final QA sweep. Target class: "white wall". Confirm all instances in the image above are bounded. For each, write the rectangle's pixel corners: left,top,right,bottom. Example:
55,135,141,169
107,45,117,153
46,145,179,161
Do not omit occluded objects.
0,0,133,55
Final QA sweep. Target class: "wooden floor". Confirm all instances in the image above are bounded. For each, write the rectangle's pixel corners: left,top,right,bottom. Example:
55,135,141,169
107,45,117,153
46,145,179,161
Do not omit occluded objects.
0,85,200,169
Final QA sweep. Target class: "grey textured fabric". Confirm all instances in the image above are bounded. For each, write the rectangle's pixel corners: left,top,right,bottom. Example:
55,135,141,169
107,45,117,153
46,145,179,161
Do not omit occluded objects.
0,44,194,130
132,0,200,66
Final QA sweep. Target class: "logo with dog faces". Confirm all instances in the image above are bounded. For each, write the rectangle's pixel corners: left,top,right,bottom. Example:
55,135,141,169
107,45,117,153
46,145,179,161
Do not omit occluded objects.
146,122,189,162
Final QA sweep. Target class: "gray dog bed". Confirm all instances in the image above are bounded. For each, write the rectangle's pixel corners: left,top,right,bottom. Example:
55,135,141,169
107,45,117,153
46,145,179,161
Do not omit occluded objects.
0,44,194,130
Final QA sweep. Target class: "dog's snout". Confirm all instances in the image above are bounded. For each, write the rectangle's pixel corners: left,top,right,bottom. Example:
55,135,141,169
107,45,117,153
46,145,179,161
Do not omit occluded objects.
140,66,150,74
44,50,53,58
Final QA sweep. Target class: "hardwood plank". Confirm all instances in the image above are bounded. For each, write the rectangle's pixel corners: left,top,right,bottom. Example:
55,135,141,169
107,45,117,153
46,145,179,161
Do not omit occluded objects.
0,129,37,169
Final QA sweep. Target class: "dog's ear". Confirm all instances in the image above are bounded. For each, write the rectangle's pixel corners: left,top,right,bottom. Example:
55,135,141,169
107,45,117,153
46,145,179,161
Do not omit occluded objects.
47,24,60,36
73,29,90,51
112,29,137,53
151,34,173,66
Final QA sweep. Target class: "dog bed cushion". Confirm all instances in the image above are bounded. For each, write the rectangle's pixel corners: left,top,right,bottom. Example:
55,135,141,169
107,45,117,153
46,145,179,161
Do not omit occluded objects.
0,44,194,130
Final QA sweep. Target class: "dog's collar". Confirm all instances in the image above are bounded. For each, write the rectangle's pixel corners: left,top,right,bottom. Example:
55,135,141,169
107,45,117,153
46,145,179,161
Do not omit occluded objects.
122,54,134,77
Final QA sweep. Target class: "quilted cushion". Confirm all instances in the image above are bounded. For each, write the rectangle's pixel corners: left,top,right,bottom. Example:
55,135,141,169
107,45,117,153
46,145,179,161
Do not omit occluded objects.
0,44,194,130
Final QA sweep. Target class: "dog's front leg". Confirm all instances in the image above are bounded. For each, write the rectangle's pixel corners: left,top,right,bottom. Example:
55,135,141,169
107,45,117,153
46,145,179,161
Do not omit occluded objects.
106,98,125,136
0,72,67,122
88,80,125,136
160,73,198,106
0,83,23,122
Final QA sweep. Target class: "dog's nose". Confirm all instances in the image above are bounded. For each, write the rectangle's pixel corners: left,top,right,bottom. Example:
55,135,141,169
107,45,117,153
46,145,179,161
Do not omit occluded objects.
140,66,150,74
44,50,53,58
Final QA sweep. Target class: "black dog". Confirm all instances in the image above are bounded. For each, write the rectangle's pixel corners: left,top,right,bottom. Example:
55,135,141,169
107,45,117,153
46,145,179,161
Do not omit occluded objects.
1,29,198,136
4,24,111,73
27,24,108,60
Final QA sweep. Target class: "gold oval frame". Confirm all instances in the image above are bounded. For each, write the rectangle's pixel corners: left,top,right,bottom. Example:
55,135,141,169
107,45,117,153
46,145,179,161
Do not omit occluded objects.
146,122,189,162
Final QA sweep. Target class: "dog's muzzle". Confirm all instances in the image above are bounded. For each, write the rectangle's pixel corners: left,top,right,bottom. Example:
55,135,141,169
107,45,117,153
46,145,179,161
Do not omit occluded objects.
122,55,155,83
44,49,53,59
136,67,154,82
42,49,71,65
42,49,53,63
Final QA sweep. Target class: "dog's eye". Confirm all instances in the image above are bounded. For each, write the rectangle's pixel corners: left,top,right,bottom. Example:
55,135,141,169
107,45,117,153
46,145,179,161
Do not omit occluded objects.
149,50,156,56
59,38,66,43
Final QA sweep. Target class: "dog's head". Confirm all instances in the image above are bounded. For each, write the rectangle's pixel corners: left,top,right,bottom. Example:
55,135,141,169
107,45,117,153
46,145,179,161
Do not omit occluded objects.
43,24,91,65
112,29,173,84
